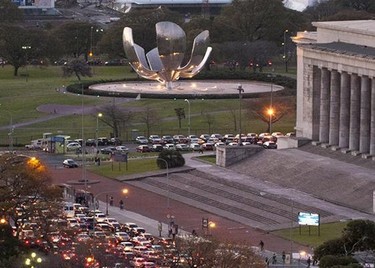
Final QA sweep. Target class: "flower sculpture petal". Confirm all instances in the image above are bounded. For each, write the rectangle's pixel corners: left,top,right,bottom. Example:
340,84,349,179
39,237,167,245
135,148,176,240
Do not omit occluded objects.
123,21,212,90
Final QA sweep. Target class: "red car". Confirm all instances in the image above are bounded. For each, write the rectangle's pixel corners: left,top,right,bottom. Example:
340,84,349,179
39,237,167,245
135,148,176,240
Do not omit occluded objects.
136,145,151,153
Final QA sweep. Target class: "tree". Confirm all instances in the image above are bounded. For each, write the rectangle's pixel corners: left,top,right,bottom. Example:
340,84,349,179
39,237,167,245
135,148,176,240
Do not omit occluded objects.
0,220,21,268
174,108,185,129
245,97,293,132
174,236,265,268
201,112,215,134
217,0,289,42
0,25,37,76
0,0,23,23
99,104,134,139
314,220,375,265
218,40,277,71
62,59,92,81
52,21,98,59
138,106,160,138
0,154,63,257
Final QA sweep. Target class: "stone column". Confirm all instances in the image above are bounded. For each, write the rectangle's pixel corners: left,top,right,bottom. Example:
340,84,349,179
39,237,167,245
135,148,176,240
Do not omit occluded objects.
349,74,360,152
319,68,330,144
370,79,375,156
329,70,340,146
312,66,321,141
360,76,371,154
339,72,350,149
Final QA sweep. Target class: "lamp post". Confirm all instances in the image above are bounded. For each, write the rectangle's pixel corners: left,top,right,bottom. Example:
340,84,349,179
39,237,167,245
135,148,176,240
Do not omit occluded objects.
95,112,103,150
93,188,129,227
236,84,244,146
283,29,289,72
267,108,274,134
157,158,170,209
184,99,191,138
25,252,42,268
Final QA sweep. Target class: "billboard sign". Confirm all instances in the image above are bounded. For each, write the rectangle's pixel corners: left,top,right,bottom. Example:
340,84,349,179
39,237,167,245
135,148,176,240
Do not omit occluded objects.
298,212,320,226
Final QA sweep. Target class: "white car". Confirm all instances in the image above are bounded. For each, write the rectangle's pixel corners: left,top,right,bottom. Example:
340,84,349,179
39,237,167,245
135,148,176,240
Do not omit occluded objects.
190,143,201,151
116,146,129,152
66,142,81,151
176,143,189,151
164,144,175,150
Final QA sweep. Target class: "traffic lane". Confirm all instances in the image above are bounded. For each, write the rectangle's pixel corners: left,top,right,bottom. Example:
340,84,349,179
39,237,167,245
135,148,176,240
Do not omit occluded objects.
47,165,310,253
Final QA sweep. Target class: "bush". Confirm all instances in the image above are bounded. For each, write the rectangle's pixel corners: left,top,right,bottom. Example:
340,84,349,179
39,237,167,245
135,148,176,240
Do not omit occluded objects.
157,150,185,169
319,255,359,268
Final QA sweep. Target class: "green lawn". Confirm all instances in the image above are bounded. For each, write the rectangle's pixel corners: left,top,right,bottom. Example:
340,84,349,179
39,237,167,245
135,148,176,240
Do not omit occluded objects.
272,221,348,248
0,63,296,145
87,157,160,178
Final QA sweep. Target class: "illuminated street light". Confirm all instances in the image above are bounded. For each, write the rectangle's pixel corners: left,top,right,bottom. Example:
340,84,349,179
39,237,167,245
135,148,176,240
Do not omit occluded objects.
267,108,274,133
95,112,103,150
25,252,42,267
93,188,129,217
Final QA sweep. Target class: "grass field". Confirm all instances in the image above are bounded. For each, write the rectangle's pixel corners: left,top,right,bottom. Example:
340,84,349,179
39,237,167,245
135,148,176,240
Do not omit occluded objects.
272,221,348,248
0,64,296,146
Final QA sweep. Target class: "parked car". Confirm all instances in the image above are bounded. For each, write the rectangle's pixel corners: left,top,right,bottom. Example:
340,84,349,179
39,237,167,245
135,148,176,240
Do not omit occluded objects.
202,143,214,150
190,143,201,151
271,132,284,138
63,159,78,168
109,137,122,145
199,134,210,142
210,133,223,141
161,135,174,144
151,144,163,152
66,142,81,151
163,144,175,150
176,143,189,151
116,146,129,152
263,141,277,149
149,135,162,144
100,146,117,154
136,136,149,144
136,145,151,153
97,137,109,146
173,135,187,144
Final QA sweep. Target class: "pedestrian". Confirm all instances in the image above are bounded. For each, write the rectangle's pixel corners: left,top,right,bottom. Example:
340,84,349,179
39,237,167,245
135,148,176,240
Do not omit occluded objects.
282,251,286,264
265,257,269,267
119,199,124,210
199,145,204,154
192,229,197,236
259,240,264,251
307,256,311,268
109,196,114,206
272,253,277,264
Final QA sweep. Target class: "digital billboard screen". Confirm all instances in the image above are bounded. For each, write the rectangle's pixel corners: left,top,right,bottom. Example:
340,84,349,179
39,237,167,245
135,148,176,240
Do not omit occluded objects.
298,212,320,226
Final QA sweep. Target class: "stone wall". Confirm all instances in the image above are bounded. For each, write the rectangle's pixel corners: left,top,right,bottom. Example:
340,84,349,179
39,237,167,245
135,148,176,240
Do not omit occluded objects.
216,146,263,167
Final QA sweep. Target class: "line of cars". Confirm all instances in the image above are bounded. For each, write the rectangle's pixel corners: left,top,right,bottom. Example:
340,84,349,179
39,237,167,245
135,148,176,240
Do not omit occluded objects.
60,202,180,267
135,131,294,152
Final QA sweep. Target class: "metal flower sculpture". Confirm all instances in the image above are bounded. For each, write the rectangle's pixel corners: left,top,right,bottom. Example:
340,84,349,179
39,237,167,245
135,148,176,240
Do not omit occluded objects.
123,21,212,90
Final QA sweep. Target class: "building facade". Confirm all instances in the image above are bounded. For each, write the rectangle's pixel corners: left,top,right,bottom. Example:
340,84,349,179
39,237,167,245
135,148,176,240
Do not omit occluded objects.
293,20,375,156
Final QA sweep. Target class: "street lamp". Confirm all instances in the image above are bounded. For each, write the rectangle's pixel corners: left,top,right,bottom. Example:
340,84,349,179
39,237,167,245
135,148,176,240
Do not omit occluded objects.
95,112,103,150
283,29,289,72
157,158,170,209
236,84,244,146
267,108,274,134
25,252,42,268
208,221,216,236
93,188,129,226
184,99,191,138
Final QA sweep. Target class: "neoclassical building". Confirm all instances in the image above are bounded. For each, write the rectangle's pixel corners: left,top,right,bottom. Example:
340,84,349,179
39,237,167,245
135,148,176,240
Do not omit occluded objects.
293,20,375,157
